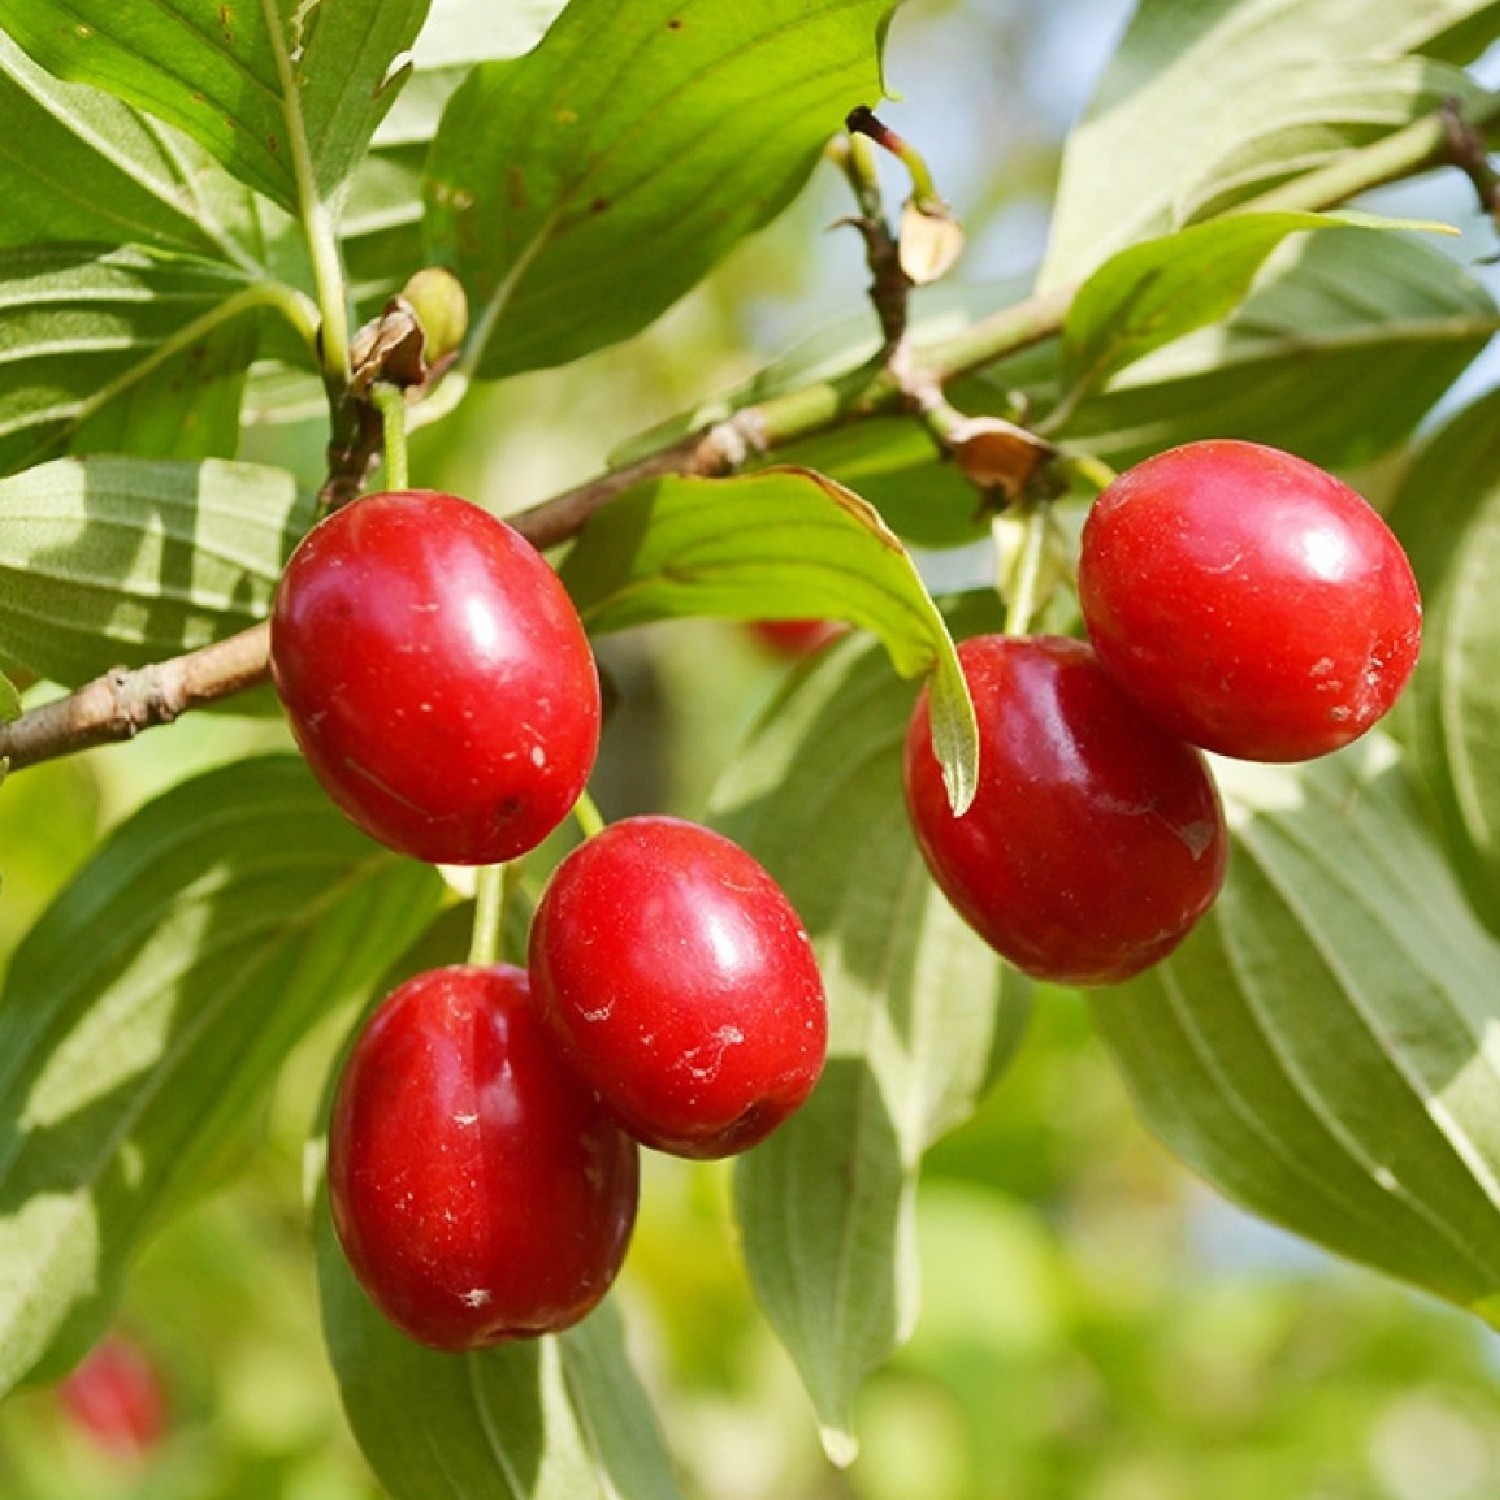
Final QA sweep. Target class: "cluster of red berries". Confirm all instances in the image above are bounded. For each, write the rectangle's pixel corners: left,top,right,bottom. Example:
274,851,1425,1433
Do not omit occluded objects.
905,439,1423,986
269,491,828,1350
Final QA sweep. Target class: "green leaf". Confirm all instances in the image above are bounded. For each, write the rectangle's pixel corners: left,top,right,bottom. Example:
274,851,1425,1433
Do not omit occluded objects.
339,0,572,316
712,629,1032,1460
0,670,18,723
560,467,980,813
1387,387,1500,930
764,422,990,550
424,0,894,378
319,1201,681,1500
0,244,272,476
1008,231,1498,474
1093,738,1500,1321
0,0,430,216
1041,0,1500,291
1173,58,1489,223
0,32,266,266
1057,211,1452,410
0,754,445,1394
608,234,1494,555
0,455,311,686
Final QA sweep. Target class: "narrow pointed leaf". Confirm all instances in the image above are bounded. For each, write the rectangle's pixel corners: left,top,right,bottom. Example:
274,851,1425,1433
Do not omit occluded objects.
712,631,1031,1459
0,245,272,476
1387,386,1500,930
0,455,310,686
0,32,265,264
319,1198,682,1500
1094,739,1500,1321
1174,58,1489,223
0,755,445,1394
1013,231,1497,474
0,0,430,215
1058,211,1453,409
561,468,979,813
1041,0,1500,290
424,0,894,377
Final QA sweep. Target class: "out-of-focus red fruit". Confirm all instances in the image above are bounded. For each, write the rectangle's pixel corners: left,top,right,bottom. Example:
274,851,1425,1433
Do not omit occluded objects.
58,1333,167,1462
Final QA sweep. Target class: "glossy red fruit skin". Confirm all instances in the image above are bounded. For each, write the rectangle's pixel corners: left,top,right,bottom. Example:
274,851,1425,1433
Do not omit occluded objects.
328,965,639,1350
528,817,827,1158
58,1333,166,1461
270,490,601,864
1078,440,1422,762
904,635,1228,986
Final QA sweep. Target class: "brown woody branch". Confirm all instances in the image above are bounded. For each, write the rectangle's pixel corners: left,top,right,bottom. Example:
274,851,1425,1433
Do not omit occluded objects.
8,86,1490,778
0,414,766,773
1,626,273,771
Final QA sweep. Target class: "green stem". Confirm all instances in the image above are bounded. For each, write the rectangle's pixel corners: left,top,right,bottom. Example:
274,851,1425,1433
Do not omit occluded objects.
573,790,606,840
1062,451,1120,493
261,0,349,383
373,384,410,491
469,863,508,968
1240,114,1458,216
847,105,946,212
840,133,886,222
1001,505,1049,637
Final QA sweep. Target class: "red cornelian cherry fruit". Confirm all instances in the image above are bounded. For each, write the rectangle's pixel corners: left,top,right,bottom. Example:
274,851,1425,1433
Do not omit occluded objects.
528,816,828,1158
1078,440,1422,762
270,489,601,864
747,618,845,659
904,635,1228,986
58,1333,167,1462
327,964,639,1350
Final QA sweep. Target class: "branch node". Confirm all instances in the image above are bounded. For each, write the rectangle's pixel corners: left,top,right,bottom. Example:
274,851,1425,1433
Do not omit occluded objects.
1442,96,1500,225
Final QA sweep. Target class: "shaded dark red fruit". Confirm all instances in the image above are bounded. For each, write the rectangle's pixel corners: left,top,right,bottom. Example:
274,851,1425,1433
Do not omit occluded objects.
328,965,639,1350
904,635,1227,986
1078,440,1422,762
747,618,845,659
58,1333,166,1462
529,816,827,1158
270,489,601,864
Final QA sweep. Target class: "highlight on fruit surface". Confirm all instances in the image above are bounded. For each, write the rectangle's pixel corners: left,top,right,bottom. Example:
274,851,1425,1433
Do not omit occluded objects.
327,965,639,1350
1078,439,1422,763
904,634,1228,986
270,490,602,865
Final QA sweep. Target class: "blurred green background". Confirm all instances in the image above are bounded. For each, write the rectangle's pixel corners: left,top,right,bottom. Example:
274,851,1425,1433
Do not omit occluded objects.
5,1,1500,1496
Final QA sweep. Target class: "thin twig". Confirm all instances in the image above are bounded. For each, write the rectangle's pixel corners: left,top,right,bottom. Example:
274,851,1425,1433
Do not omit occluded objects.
0,625,273,771
5,91,1487,775
0,415,765,772
1440,96,1500,229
